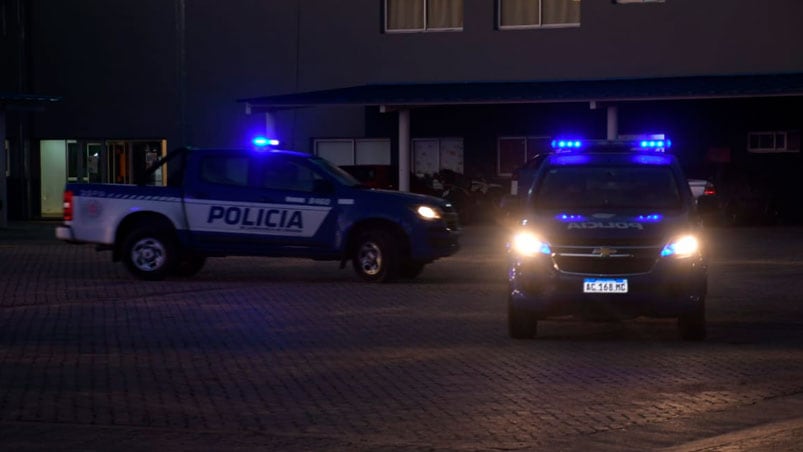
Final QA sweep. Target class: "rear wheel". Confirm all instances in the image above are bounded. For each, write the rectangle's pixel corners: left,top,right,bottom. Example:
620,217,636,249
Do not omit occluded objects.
508,297,537,339
352,229,399,283
121,227,177,281
678,297,706,341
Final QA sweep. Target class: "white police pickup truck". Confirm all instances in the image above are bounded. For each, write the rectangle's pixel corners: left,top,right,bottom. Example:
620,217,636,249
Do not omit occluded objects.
56,145,460,282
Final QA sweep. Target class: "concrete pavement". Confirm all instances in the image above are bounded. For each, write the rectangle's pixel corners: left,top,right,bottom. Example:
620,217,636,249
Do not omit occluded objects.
1,220,802,451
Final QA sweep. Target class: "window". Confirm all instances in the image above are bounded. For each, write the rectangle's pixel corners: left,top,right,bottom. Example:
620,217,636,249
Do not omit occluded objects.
385,0,463,33
498,0,580,29
200,156,249,186
497,136,551,176
314,138,391,166
748,130,800,153
533,166,681,210
261,157,320,192
412,137,463,175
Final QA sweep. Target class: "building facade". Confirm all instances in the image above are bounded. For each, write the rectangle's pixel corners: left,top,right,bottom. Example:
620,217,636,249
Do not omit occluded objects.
3,0,803,221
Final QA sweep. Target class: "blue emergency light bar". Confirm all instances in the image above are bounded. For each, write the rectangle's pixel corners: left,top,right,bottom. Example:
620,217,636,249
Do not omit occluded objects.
555,213,586,222
551,139,584,150
636,214,663,222
637,139,671,150
550,135,672,153
253,136,280,147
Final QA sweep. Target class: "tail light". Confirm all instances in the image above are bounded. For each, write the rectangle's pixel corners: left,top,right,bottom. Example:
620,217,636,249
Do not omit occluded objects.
703,182,717,196
63,190,73,221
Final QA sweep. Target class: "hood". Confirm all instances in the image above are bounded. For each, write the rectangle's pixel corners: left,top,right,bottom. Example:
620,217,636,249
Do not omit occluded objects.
526,209,694,245
356,187,450,208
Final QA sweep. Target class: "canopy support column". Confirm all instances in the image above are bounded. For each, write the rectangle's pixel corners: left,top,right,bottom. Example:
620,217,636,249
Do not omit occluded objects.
398,108,410,192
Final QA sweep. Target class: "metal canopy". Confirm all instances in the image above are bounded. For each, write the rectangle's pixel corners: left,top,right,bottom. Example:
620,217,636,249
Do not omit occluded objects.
239,72,803,112
237,72,803,193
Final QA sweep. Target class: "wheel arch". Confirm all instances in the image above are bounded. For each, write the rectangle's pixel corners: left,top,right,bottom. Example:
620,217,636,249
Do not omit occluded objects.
342,218,411,263
113,212,179,262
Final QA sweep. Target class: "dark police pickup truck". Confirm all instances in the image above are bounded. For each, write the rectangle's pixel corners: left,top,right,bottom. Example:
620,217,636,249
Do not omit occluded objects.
507,138,714,340
56,145,460,282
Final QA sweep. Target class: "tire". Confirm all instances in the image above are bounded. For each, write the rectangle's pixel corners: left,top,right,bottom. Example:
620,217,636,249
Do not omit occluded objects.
352,229,399,283
399,261,425,279
121,227,177,281
172,256,206,278
678,298,706,341
508,297,536,339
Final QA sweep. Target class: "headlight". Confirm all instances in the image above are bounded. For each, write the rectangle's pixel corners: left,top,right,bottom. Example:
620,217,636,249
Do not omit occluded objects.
661,235,700,258
510,231,552,257
416,205,441,220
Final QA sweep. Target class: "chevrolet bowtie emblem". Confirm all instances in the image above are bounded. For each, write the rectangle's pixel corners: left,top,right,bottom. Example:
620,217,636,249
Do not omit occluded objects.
593,247,617,257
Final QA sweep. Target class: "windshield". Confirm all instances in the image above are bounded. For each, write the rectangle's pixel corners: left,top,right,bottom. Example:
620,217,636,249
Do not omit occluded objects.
532,165,682,210
308,157,363,187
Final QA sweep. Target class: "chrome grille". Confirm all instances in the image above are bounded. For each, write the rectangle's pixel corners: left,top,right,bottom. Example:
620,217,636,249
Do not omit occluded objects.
551,244,661,275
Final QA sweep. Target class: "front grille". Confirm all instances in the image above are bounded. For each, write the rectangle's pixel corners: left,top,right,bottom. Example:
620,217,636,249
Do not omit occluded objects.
552,245,661,275
552,236,662,247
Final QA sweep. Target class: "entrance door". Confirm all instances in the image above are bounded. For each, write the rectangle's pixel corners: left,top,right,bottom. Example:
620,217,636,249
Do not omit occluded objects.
40,140,67,217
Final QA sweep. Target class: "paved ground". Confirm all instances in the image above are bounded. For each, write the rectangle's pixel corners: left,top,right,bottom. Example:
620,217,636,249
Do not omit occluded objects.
0,221,802,451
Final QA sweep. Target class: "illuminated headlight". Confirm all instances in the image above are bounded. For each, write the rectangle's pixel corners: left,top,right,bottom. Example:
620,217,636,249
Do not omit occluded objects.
416,205,441,220
510,231,552,257
661,235,700,258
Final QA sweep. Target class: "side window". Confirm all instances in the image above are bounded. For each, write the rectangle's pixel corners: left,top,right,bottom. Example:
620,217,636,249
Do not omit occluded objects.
200,156,249,186
262,158,320,192
385,0,463,33
498,0,580,29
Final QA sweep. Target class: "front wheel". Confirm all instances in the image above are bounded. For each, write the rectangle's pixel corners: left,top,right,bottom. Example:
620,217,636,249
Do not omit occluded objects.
122,227,177,281
352,230,399,283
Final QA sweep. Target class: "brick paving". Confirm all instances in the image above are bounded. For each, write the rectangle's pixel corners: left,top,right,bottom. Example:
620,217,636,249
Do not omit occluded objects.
0,221,802,450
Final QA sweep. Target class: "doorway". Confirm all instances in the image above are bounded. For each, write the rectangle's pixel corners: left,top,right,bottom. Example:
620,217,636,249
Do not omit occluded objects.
39,139,167,217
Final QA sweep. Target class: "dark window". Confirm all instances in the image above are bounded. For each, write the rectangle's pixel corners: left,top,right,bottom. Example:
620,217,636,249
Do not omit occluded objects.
261,157,320,192
532,166,681,209
200,156,249,186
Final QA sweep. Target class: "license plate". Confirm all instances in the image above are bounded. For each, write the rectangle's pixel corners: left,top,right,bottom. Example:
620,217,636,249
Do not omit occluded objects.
583,278,628,294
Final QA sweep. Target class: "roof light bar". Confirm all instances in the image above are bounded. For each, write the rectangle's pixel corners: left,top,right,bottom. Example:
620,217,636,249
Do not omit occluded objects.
635,139,671,152
551,139,584,151
253,136,280,147
549,135,672,153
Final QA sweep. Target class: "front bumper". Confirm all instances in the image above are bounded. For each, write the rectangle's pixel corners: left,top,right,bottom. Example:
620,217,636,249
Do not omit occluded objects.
508,255,707,320
420,225,461,259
